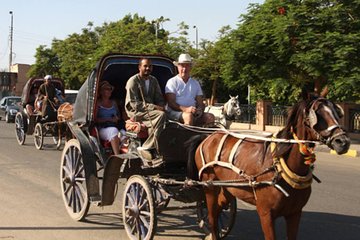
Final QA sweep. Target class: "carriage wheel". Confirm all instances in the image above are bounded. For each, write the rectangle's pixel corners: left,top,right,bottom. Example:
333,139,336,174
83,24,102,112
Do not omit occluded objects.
60,139,90,221
34,123,44,150
15,112,26,145
123,175,156,240
197,197,237,239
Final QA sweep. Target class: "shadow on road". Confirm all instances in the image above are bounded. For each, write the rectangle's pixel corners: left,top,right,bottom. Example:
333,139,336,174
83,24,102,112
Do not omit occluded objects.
3,208,356,240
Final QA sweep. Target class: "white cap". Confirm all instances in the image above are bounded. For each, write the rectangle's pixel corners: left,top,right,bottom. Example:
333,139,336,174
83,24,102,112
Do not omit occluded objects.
44,75,52,80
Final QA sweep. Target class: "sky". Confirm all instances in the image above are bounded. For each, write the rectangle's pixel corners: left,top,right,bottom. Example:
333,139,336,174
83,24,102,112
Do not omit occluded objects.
0,0,264,71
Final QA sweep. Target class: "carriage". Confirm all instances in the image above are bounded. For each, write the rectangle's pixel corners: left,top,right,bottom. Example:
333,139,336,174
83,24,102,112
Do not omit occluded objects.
14,77,72,150
61,53,351,240
60,54,239,239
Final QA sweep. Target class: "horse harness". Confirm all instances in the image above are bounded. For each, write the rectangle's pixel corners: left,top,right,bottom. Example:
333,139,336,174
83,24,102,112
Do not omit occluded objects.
197,132,319,198
306,98,346,146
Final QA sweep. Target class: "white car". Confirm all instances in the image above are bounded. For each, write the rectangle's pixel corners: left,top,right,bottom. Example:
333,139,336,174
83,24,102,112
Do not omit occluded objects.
64,89,78,104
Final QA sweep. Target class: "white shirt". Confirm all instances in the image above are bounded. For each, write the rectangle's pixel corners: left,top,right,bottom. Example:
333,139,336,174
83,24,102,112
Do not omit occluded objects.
165,75,203,108
144,79,150,94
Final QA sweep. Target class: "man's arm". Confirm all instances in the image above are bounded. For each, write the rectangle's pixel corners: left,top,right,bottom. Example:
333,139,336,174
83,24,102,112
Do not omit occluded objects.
165,93,195,113
125,77,146,115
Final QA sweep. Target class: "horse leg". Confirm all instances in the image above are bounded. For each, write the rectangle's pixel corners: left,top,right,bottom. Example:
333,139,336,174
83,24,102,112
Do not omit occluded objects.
204,187,221,240
257,210,276,240
285,212,302,240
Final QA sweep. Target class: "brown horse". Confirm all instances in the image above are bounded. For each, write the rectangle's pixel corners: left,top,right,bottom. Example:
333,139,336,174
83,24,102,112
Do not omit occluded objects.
187,93,350,240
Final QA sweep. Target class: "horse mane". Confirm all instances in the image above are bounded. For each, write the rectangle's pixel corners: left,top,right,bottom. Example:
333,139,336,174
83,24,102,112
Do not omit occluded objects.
274,100,309,157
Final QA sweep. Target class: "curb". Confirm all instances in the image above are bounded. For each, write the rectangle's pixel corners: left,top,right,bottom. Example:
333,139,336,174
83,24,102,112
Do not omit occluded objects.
330,149,358,157
316,146,359,158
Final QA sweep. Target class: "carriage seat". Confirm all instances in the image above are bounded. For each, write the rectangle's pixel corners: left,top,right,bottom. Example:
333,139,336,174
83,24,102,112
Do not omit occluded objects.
125,119,148,139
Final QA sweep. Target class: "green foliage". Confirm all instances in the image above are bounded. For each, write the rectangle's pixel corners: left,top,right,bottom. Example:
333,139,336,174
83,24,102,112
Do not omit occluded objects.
29,3,360,104
218,0,360,103
30,14,194,89
28,45,60,79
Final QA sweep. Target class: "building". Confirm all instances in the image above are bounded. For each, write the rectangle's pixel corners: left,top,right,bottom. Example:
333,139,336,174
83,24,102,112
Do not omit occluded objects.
10,63,31,96
0,64,31,98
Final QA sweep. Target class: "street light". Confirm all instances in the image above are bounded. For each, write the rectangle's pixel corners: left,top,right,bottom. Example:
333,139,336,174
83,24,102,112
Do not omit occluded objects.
9,11,14,72
193,25,198,50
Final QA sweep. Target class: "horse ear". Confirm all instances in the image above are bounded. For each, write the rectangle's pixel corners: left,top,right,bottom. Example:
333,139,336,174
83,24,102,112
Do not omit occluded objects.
235,95,238,99
320,85,329,98
229,95,232,98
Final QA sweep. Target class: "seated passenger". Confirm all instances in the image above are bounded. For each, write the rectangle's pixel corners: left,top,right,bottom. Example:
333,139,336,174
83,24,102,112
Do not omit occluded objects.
96,81,125,155
25,87,39,116
125,58,166,165
165,53,215,126
55,88,66,104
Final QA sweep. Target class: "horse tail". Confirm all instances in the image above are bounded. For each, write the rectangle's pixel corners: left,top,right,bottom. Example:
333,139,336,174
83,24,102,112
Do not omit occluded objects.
185,134,208,180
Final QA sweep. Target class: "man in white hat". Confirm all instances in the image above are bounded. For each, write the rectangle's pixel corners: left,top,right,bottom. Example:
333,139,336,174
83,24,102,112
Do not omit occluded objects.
38,75,59,117
165,53,214,125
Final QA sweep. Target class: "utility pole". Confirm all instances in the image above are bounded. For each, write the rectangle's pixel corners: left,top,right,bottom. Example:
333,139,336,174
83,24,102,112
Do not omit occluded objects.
248,85,251,129
193,26,198,50
9,11,14,72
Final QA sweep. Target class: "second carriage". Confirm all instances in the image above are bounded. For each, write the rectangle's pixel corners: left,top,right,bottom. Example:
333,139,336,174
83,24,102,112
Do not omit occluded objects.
14,77,73,150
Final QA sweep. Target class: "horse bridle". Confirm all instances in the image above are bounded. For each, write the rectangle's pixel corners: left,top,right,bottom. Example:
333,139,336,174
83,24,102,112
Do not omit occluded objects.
305,98,347,146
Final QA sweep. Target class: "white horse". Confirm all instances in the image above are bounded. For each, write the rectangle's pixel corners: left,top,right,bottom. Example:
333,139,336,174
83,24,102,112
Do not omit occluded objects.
223,95,241,120
204,95,241,127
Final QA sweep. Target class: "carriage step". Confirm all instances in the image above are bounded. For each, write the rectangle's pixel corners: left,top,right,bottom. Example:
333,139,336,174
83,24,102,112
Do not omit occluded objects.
89,194,102,206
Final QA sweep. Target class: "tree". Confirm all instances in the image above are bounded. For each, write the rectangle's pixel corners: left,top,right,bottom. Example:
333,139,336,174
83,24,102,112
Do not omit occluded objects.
28,45,60,79
29,14,194,88
221,0,360,104
52,22,100,89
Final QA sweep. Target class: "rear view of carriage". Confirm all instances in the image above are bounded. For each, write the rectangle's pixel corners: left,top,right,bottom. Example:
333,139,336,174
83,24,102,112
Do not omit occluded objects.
59,54,236,240
14,77,72,150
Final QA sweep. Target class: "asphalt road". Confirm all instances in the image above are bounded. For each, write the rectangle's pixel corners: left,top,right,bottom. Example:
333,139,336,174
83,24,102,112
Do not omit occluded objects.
0,120,359,239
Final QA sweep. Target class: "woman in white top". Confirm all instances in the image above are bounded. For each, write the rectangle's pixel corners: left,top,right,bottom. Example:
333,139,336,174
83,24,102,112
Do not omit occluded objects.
96,81,122,155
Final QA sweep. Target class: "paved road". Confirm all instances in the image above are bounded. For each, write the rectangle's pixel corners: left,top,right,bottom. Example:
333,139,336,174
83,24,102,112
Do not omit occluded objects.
0,120,359,239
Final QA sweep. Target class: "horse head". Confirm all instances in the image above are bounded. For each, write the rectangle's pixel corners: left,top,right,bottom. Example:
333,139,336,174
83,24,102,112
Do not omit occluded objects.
223,95,241,119
305,96,350,154
279,90,350,155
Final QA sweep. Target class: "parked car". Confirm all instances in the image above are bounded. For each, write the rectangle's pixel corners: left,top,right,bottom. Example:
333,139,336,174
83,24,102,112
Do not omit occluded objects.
64,89,78,104
0,96,21,123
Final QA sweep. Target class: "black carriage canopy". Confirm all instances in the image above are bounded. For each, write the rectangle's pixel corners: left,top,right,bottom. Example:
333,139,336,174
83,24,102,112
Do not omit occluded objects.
20,77,64,107
72,54,177,125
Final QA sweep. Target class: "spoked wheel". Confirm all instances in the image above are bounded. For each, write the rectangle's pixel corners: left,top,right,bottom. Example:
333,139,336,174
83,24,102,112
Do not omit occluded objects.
15,112,27,145
34,123,44,150
123,175,156,240
197,197,237,239
60,139,90,221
